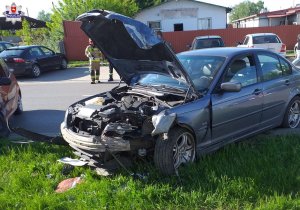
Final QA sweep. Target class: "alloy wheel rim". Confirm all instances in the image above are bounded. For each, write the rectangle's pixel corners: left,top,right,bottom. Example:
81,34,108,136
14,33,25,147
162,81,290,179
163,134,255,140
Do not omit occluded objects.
173,132,195,169
288,100,300,128
62,59,67,68
33,66,40,76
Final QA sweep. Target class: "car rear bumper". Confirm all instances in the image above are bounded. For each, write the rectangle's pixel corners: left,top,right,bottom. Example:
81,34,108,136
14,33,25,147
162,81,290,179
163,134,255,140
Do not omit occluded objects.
6,63,32,76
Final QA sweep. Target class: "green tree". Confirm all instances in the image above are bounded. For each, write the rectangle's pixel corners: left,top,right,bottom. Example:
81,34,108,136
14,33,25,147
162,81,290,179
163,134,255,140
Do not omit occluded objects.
135,0,164,10
47,0,139,51
16,20,32,45
37,10,51,22
230,0,267,22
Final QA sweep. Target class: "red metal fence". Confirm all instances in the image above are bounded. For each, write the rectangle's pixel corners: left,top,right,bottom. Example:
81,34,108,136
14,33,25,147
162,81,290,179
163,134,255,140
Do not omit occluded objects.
63,20,300,61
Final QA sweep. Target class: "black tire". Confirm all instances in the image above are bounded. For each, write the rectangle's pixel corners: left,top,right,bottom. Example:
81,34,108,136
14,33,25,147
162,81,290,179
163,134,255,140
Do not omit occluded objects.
31,64,41,78
154,127,196,175
14,93,23,115
60,58,68,69
0,114,10,137
282,96,300,128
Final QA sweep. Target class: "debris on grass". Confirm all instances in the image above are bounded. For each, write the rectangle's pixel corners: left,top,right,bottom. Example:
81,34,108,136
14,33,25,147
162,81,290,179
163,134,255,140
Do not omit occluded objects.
55,177,83,193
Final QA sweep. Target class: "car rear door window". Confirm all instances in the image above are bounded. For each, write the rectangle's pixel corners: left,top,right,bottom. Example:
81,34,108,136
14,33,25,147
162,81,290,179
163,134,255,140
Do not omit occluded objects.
257,53,283,81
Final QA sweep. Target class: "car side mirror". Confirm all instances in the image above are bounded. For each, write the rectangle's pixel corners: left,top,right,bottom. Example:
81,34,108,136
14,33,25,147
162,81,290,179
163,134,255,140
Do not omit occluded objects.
220,82,242,92
0,77,11,85
237,41,242,45
186,44,191,49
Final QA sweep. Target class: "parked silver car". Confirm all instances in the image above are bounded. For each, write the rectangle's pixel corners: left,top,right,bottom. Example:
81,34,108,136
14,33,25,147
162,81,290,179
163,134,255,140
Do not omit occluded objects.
61,10,300,175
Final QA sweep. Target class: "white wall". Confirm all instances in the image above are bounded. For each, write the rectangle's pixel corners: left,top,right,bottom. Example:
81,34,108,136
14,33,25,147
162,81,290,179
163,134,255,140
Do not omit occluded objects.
135,0,228,32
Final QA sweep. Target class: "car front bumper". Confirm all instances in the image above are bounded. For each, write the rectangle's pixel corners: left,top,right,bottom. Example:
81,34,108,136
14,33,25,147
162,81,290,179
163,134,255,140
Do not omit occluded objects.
60,122,131,152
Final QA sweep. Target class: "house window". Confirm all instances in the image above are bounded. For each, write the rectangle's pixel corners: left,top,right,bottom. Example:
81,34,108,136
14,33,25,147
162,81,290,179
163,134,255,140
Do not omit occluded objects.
198,18,212,30
148,21,161,30
174,23,183,31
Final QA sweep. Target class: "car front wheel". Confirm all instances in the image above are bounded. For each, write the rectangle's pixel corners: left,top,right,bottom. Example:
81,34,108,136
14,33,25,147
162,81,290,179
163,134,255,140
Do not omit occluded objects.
31,64,41,78
154,127,196,175
282,96,300,128
60,58,68,69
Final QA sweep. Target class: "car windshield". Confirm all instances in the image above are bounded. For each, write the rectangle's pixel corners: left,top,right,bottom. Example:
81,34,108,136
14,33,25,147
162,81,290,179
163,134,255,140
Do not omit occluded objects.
194,38,223,49
0,49,24,57
131,55,225,93
178,55,225,92
131,73,189,92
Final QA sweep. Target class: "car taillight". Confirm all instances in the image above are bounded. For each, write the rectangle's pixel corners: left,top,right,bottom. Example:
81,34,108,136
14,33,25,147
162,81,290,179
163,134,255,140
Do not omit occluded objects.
280,44,286,52
13,58,25,63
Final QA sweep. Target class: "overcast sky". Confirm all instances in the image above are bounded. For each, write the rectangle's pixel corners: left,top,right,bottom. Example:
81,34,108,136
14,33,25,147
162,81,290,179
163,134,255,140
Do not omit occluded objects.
0,0,298,19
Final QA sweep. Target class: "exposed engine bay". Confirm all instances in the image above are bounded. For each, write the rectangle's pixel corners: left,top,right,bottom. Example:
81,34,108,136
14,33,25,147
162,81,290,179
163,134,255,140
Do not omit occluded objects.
63,86,188,152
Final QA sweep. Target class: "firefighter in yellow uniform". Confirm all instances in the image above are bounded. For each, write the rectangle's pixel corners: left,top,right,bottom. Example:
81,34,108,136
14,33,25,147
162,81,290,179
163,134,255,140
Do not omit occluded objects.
85,39,103,84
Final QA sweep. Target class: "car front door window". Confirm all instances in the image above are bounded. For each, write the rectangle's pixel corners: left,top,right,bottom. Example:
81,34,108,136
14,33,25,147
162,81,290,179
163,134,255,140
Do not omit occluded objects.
224,55,258,87
29,48,44,58
40,47,54,56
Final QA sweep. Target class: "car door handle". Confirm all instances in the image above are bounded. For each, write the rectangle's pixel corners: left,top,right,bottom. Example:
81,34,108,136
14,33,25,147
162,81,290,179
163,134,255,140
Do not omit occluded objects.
253,89,262,95
284,80,290,86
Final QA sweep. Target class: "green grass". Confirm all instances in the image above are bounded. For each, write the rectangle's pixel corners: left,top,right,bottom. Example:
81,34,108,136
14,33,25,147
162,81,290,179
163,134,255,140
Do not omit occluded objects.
286,50,295,57
68,61,89,68
0,135,299,209
68,61,109,68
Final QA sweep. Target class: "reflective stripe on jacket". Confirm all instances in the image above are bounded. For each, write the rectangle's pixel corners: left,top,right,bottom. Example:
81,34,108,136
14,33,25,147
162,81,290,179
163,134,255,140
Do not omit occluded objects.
85,45,102,63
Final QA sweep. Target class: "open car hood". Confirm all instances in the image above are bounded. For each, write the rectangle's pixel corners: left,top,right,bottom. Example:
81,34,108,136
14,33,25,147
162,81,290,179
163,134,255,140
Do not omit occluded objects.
76,10,198,96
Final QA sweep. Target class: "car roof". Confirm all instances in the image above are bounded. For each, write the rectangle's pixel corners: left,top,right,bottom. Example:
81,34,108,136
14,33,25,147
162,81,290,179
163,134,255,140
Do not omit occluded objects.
5,45,41,50
178,47,272,57
0,41,13,44
246,33,277,37
195,35,222,39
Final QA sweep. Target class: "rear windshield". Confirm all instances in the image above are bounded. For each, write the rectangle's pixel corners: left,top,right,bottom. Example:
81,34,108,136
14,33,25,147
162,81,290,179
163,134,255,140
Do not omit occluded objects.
0,49,24,57
253,35,281,44
194,38,224,49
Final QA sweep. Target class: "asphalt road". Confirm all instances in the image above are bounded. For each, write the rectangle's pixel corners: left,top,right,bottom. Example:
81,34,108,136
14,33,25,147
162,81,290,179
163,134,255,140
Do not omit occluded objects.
10,67,120,137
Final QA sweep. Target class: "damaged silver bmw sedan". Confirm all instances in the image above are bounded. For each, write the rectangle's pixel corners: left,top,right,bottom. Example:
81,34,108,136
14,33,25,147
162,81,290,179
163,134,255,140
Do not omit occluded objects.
61,10,300,175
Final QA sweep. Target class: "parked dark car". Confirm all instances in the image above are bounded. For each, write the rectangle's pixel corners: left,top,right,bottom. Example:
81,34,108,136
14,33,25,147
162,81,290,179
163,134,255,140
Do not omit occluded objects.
0,41,14,53
0,58,22,136
0,45,68,78
61,10,300,175
189,35,225,50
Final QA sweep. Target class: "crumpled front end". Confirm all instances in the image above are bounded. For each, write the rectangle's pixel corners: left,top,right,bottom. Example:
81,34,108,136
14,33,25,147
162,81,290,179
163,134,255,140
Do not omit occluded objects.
60,86,184,153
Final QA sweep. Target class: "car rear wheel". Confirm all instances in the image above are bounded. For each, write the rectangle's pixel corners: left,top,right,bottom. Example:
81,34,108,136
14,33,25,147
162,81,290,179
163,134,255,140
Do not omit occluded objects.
60,58,68,69
14,93,23,115
154,127,196,175
31,64,41,78
282,96,300,128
